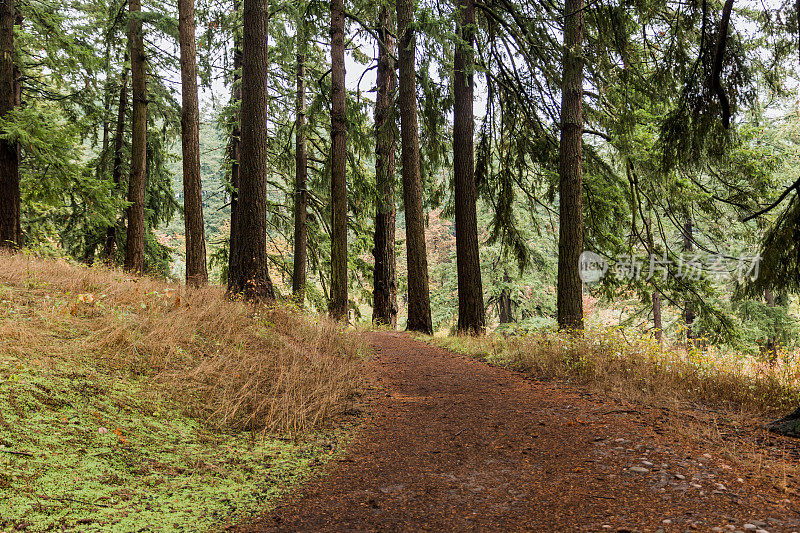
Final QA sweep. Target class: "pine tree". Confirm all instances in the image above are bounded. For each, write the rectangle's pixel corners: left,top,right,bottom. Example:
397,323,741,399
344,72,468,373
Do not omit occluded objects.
556,0,585,330
124,0,148,273
179,0,208,286
0,0,20,249
292,11,308,305
329,0,348,320
103,65,129,259
453,0,485,334
397,0,432,334
227,0,276,300
372,3,398,328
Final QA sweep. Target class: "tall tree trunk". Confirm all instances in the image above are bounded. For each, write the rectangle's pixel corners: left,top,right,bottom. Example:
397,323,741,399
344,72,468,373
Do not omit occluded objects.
227,0,275,300
683,215,696,344
125,0,148,273
397,0,433,334
498,269,514,324
179,0,208,286
454,0,485,335
329,0,348,321
292,19,308,305
103,66,129,260
227,0,242,282
372,5,398,328
652,290,663,344
0,0,20,250
556,0,585,330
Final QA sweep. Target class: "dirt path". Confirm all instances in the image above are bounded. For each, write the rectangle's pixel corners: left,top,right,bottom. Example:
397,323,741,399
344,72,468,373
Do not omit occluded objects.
241,332,800,532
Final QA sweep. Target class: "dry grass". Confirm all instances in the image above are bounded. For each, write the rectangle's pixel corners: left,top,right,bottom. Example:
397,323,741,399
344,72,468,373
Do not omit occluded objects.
0,251,365,433
435,327,800,416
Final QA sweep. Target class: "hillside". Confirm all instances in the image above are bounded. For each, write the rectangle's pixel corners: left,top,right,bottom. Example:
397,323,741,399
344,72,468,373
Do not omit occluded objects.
0,254,364,531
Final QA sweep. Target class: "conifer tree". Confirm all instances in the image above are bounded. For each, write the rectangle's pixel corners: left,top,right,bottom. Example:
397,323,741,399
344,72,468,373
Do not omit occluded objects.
179,0,208,286
397,0,432,334
227,0,276,300
124,0,148,273
0,0,19,249
329,0,348,320
372,3,398,327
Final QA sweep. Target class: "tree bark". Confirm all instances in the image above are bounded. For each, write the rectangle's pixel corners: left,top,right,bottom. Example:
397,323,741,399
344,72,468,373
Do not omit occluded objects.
683,215,697,344
179,0,208,286
498,270,513,324
652,290,663,344
454,0,486,335
329,0,348,321
556,0,585,330
227,0,275,300
397,0,432,334
125,0,148,273
372,5,398,328
292,19,308,305
227,0,242,282
103,66,129,260
0,0,20,250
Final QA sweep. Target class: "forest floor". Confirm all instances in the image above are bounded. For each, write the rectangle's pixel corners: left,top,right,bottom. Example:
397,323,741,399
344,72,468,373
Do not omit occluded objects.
240,331,800,533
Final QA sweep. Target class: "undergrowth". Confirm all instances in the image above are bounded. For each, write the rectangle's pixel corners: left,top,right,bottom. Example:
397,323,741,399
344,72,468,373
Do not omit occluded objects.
430,327,800,415
0,252,365,531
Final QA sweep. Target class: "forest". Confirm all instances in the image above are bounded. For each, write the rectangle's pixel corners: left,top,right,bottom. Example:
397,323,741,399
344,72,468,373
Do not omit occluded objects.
4,0,800,529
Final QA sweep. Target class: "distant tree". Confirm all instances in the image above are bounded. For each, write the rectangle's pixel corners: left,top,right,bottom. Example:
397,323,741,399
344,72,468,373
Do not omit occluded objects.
372,3,398,328
0,0,19,249
329,0,348,320
227,0,243,286
292,9,308,305
178,0,208,286
227,0,275,300
556,0,584,330
453,0,485,334
124,0,148,273
103,65,129,260
397,0,432,334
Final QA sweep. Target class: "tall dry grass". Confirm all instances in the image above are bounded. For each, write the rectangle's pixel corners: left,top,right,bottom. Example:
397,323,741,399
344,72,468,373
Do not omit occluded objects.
436,327,800,415
0,252,364,433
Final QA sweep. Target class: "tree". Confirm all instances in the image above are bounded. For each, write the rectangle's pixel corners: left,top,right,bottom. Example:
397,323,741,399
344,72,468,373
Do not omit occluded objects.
453,0,485,334
556,0,584,331
329,0,348,320
103,66,129,259
124,0,148,273
0,0,20,249
292,12,308,304
227,0,243,285
227,0,275,300
178,0,208,286
372,3,398,328
397,0,432,334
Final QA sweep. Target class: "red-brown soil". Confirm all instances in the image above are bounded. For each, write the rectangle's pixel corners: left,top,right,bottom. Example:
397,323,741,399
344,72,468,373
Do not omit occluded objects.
239,332,800,532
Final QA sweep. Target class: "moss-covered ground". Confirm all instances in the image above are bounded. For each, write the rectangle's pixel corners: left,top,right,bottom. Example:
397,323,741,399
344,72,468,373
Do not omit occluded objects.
0,280,351,532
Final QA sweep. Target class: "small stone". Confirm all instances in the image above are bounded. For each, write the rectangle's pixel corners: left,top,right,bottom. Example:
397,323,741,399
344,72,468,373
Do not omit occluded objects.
702,453,712,459
712,528,724,532
714,483,727,491
663,519,673,525
675,474,686,480
755,530,769,533
642,461,654,467
98,427,108,435
691,483,702,489
629,466,650,474
743,526,757,531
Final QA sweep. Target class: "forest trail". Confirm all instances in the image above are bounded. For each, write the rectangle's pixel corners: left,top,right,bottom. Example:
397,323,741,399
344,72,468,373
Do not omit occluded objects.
240,332,800,532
